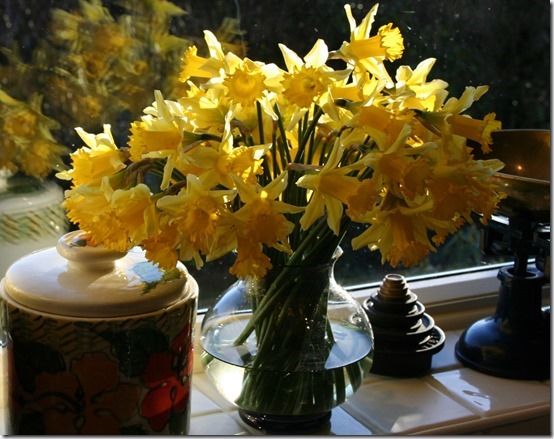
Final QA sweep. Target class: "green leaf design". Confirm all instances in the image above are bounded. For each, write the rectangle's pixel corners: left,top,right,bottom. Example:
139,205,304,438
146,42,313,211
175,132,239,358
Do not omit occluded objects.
100,326,169,377
14,342,66,393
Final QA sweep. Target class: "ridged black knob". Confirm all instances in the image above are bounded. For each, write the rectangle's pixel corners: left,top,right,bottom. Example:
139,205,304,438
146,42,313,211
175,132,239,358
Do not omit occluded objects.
364,274,445,377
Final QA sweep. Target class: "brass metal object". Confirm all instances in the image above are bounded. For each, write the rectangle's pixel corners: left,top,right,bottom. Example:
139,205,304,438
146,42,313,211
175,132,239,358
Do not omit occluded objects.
477,129,550,219
363,274,445,377
456,129,551,380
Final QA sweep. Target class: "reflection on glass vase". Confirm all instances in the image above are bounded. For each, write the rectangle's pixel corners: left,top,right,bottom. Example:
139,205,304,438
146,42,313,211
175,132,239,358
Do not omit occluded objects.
0,171,68,276
200,248,374,433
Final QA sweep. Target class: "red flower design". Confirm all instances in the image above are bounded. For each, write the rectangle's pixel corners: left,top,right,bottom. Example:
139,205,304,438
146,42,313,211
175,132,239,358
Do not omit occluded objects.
140,325,194,431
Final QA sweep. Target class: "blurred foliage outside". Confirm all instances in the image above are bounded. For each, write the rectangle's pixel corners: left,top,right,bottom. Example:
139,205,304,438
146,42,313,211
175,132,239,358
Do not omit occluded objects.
0,0,549,307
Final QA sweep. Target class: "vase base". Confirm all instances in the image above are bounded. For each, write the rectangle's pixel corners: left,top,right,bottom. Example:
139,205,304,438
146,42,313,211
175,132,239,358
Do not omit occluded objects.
238,409,332,434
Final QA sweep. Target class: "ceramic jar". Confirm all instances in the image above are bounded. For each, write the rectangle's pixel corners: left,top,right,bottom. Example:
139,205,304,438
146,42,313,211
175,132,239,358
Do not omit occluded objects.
0,231,198,435
0,172,68,277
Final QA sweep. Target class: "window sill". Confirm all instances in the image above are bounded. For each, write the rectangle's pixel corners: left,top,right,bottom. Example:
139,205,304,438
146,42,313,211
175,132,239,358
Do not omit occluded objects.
186,264,550,435
188,329,550,435
0,265,549,435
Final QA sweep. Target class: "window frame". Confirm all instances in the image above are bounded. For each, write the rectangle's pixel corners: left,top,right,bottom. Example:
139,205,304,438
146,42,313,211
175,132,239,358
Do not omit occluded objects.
196,261,516,314
346,261,511,306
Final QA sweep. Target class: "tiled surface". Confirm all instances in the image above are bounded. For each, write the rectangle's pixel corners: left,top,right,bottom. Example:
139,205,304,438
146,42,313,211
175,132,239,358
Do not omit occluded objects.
427,368,551,416
191,371,375,435
430,329,463,372
190,386,222,416
342,378,478,434
192,373,238,411
189,412,248,435
225,407,375,436
326,407,375,435
0,329,550,435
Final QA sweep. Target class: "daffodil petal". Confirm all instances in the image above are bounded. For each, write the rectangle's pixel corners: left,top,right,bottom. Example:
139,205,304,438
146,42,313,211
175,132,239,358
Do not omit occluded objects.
300,194,325,231
304,39,328,68
278,43,304,72
325,197,343,235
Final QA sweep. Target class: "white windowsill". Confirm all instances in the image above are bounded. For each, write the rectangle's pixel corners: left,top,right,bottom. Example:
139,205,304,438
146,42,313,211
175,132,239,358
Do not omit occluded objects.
186,264,550,435
188,329,550,435
0,264,550,435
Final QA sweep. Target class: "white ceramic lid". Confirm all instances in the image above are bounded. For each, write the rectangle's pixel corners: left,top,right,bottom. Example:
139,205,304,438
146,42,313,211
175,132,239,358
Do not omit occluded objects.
1,231,195,318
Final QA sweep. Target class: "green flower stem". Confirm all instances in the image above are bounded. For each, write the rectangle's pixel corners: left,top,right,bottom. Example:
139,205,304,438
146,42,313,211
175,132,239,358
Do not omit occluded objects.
269,219,347,335
256,101,265,145
296,106,324,164
273,105,292,169
270,130,279,178
233,218,328,345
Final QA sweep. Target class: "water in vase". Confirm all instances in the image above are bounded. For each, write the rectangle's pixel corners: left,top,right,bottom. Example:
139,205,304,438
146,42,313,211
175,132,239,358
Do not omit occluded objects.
201,315,373,415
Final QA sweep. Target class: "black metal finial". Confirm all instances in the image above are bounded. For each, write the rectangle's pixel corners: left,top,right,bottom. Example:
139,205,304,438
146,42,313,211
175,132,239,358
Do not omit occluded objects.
363,274,445,377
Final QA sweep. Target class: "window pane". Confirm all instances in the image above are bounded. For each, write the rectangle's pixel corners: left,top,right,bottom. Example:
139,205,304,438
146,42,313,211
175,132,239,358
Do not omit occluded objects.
1,0,549,310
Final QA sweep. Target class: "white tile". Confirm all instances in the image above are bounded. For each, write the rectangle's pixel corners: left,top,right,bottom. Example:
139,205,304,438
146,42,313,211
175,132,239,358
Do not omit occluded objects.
189,412,248,435
193,374,374,434
328,406,375,435
431,329,463,372
190,387,221,416
342,378,477,434
227,406,374,436
192,373,236,411
428,368,551,416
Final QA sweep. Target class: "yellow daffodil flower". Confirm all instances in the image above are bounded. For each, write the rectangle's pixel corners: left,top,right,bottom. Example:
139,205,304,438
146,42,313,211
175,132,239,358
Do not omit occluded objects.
297,141,361,235
351,205,439,267
415,86,501,154
56,2,505,278
229,172,303,277
393,58,449,112
63,178,128,251
64,179,158,252
143,216,180,270
428,148,505,223
180,45,224,82
111,184,158,245
279,39,349,109
224,62,267,106
448,113,502,154
156,174,235,269
350,103,412,151
336,4,403,86
57,124,125,187
186,111,270,188
229,237,272,279
129,91,190,189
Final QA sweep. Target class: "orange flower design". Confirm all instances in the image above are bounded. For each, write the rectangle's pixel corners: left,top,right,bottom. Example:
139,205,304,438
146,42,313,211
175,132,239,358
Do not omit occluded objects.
23,352,140,434
140,325,194,431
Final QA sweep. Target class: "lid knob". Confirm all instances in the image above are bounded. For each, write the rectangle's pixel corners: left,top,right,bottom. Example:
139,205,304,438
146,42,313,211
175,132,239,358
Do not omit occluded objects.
56,230,127,272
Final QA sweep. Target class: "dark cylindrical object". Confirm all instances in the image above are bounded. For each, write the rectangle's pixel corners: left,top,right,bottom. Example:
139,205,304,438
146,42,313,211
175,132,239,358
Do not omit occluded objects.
363,274,445,377
455,266,549,380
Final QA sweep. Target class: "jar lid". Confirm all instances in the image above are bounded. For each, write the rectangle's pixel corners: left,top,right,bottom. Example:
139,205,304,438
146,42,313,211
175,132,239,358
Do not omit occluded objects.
1,231,196,318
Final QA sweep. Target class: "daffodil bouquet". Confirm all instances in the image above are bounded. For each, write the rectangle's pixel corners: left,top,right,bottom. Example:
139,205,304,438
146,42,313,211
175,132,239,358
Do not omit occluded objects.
58,2,504,417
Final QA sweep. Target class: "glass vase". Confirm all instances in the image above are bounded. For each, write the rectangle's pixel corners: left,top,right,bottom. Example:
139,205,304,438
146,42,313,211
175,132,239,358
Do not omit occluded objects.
200,249,374,433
